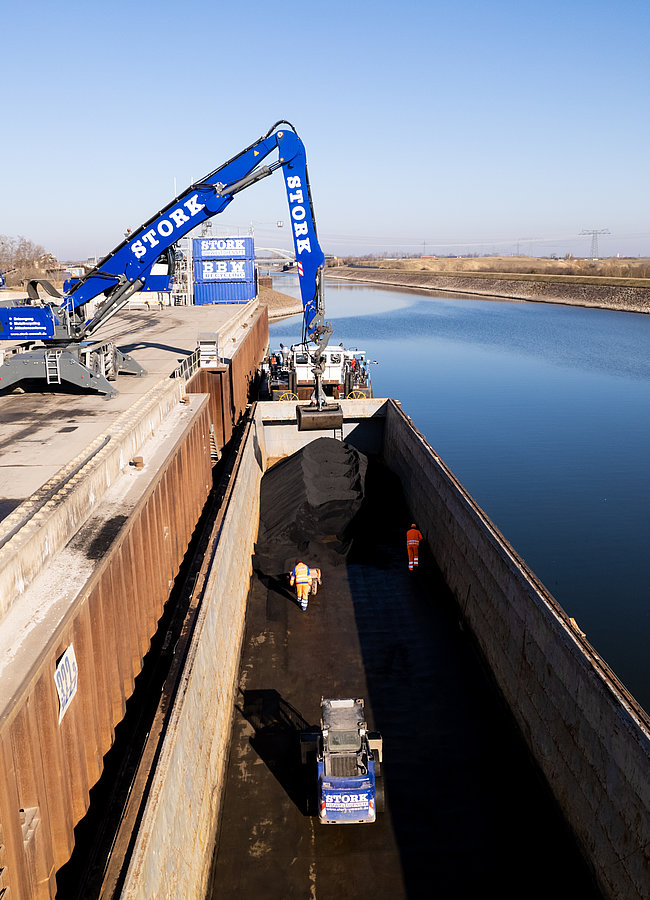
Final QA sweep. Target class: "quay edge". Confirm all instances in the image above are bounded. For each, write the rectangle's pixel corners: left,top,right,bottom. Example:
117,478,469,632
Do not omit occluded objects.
0,302,269,898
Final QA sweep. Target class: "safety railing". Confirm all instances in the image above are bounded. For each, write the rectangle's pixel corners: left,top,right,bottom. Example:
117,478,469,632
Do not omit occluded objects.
171,348,201,382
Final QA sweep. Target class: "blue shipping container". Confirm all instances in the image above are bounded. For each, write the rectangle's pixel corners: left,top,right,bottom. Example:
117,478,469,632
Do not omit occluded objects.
192,236,254,260
194,281,256,304
193,258,255,283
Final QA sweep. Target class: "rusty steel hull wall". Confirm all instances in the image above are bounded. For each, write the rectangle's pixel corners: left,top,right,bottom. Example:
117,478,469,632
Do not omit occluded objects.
0,305,269,899
186,303,268,448
0,378,193,622
382,399,650,900
228,303,268,421
0,403,213,899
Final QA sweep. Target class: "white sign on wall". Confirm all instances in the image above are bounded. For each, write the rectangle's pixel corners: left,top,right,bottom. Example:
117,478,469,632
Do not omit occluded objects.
199,238,252,257
55,644,79,724
201,261,247,280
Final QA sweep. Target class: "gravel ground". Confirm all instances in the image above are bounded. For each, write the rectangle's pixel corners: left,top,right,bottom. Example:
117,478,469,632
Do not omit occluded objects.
259,286,302,321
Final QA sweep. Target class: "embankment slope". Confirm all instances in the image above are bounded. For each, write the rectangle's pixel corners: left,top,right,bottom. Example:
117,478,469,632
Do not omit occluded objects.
327,267,650,314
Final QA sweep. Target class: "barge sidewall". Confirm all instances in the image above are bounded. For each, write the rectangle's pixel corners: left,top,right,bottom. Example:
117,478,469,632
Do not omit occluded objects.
382,399,650,900
120,414,266,900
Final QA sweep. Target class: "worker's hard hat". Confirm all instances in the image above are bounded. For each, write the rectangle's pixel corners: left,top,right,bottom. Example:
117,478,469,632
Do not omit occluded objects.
410,523,417,528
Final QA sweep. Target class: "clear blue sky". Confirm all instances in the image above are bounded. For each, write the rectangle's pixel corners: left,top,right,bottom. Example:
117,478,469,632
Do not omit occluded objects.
2,0,649,260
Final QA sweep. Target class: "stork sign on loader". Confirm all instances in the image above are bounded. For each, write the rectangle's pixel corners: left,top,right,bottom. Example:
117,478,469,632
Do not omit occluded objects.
0,121,339,425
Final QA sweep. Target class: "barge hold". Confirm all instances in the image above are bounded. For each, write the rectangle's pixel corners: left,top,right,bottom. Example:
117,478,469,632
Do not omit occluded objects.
118,401,649,900
208,436,599,896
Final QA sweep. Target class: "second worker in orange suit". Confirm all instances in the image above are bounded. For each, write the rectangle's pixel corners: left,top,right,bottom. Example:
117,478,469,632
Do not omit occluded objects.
406,523,423,571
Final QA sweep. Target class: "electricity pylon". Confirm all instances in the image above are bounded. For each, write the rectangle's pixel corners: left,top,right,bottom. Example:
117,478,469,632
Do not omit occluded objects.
580,229,610,259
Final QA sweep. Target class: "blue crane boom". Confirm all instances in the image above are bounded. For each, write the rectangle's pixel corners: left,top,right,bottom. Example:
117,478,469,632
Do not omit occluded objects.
0,121,332,399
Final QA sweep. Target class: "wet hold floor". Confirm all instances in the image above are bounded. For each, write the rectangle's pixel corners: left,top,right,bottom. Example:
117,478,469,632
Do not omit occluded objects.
208,456,603,899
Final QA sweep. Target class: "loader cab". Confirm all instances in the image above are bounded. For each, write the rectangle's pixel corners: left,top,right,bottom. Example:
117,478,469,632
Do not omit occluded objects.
143,247,176,292
291,345,346,388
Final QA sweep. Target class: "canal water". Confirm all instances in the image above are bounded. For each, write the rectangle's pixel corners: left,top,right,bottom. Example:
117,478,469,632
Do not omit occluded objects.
270,274,650,713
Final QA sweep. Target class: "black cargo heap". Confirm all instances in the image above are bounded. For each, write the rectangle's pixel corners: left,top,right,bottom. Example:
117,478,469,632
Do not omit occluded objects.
253,437,368,578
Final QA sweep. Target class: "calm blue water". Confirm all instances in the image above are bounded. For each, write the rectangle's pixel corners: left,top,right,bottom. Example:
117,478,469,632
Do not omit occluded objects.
270,274,650,712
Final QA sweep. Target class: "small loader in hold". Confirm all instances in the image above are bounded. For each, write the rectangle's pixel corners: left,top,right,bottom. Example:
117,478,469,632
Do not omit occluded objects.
301,697,384,824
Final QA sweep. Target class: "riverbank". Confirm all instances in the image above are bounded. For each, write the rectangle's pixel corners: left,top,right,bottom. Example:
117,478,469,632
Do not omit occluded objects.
326,267,650,314
258,285,302,320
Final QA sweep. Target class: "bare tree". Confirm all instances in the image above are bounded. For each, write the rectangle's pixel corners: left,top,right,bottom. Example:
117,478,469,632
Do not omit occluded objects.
0,234,57,286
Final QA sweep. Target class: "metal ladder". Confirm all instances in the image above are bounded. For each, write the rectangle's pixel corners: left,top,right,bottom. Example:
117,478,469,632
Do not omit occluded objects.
171,236,192,306
209,423,221,463
198,333,220,368
45,349,61,384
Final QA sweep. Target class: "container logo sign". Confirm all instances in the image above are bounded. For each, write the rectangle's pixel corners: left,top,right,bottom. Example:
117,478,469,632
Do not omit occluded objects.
2,309,53,338
55,645,78,724
200,239,249,256
201,261,247,281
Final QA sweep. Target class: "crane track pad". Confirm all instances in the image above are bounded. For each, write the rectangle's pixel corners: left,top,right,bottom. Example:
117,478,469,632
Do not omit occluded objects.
296,404,343,431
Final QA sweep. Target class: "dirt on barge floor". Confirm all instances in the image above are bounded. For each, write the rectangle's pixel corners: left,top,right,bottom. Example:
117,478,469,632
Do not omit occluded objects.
207,439,603,900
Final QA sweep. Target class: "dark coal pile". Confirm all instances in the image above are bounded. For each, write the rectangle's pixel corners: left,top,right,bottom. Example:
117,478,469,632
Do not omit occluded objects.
254,437,368,577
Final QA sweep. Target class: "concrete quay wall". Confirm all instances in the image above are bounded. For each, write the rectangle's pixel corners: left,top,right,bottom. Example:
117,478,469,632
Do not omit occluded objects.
382,399,650,900
328,268,650,314
0,396,213,900
0,376,190,622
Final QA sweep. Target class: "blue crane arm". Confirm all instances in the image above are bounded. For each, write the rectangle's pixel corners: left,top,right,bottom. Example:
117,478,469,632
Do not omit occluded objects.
277,133,327,348
65,128,282,318
66,122,327,347
0,122,329,355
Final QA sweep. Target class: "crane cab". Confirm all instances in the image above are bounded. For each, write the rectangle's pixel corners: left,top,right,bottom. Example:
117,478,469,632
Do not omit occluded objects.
264,343,373,402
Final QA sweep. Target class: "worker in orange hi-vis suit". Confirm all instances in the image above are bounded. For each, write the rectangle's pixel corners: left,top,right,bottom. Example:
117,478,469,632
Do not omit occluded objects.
290,561,313,611
406,523,423,571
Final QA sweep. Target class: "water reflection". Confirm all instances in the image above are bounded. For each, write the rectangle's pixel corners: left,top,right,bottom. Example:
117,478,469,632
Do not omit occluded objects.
270,274,650,711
